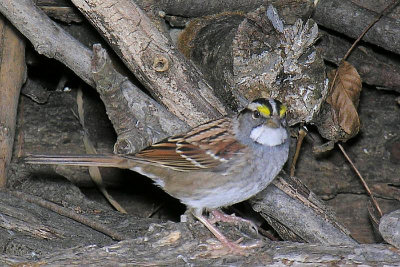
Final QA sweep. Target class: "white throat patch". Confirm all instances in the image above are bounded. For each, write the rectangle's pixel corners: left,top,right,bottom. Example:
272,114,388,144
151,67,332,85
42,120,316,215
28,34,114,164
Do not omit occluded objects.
250,125,287,146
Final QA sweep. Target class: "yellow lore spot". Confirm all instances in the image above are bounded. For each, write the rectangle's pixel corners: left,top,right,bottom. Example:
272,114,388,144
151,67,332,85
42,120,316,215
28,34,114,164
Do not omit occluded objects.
279,105,287,117
257,105,271,117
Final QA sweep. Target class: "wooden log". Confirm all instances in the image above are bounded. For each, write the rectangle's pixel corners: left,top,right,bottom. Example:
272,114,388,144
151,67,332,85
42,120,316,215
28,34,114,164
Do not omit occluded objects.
314,0,400,55
251,175,356,245
0,15,25,188
153,0,314,21
2,227,398,265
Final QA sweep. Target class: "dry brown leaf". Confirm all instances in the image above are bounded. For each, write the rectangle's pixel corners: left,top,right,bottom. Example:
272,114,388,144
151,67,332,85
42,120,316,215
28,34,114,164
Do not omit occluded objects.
327,61,362,135
76,88,127,214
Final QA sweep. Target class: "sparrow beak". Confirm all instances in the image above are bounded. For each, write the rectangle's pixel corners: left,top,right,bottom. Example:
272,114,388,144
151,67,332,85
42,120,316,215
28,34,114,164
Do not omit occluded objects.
265,116,281,129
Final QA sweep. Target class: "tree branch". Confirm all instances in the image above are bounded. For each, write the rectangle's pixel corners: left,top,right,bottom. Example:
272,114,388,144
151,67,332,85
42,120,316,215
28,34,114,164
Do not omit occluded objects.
71,0,227,126
314,0,400,55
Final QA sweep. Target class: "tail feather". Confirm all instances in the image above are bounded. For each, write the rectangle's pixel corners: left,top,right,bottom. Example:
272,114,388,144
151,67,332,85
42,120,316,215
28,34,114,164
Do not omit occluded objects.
23,154,133,169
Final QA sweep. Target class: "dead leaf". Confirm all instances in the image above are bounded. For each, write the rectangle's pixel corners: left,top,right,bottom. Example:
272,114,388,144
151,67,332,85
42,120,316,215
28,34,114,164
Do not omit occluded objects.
327,61,362,136
76,88,127,214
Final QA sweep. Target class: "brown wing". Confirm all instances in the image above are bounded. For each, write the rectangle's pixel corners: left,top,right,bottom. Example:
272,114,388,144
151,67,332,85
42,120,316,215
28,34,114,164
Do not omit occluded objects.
128,118,246,171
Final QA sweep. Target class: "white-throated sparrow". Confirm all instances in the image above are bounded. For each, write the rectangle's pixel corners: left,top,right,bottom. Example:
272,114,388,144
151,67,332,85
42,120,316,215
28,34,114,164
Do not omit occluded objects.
25,98,289,251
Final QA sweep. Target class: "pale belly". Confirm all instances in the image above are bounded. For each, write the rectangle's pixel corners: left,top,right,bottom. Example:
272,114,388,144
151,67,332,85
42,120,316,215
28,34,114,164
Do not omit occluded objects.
178,160,282,209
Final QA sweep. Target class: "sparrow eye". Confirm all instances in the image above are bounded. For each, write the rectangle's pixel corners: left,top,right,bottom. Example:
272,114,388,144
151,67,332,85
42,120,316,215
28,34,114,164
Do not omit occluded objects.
252,110,261,119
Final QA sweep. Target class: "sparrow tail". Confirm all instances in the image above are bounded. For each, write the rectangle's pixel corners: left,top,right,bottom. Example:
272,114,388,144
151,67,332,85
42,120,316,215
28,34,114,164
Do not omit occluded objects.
23,154,133,169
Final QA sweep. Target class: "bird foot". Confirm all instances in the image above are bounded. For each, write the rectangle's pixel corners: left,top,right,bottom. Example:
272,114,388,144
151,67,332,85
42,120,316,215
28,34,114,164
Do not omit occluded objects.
194,211,262,255
209,210,258,234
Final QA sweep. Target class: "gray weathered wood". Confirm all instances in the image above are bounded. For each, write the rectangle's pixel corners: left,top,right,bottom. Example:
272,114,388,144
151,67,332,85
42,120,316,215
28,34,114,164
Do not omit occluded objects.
0,0,189,153
71,0,227,126
0,0,93,86
314,0,400,55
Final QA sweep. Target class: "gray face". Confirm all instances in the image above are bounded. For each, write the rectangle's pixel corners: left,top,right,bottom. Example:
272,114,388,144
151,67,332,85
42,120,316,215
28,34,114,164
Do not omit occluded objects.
234,98,288,147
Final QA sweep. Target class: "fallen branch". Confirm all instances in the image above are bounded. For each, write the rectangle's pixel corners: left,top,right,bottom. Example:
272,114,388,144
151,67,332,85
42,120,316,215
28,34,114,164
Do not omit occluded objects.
10,190,126,241
318,31,400,93
153,0,314,20
251,174,356,245
314,0,400,55
3,226,398,265
91,44,189,153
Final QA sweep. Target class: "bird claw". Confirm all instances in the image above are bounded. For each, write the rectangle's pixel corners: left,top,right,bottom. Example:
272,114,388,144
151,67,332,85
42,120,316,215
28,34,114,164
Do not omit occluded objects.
209,210,259,234
193,210,262,256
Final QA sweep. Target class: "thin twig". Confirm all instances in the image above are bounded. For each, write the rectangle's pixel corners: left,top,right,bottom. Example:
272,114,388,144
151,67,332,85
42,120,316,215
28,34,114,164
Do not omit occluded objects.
337,144,383,217
290,127,307,177
10,190,127,241
342,0,399,62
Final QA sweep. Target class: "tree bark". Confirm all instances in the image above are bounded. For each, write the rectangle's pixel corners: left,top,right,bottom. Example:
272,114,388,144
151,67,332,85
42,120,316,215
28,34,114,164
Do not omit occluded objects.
0,0,189,153
314,0,400,55
148,0,314,22
250,175,356,245
71,0,227,126
91,44,189,153
2,230,398,266
317,31,400,93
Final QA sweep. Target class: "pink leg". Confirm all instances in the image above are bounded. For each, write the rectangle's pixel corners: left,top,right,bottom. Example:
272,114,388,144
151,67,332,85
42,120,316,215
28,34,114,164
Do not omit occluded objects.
209,210,258,234
193,211,263,254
